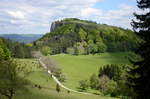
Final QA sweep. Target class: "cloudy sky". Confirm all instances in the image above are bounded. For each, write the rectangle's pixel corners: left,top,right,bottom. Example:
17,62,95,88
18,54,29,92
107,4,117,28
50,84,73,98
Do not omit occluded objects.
0,0,137,34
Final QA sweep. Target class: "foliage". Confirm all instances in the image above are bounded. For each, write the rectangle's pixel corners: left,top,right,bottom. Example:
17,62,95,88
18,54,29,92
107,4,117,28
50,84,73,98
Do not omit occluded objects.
78,80,89,91
99,64,123,81
41,46,51,56
34,18,139,55
98,64,134,97
0,41,29,99
0,37,32,58
79,28,87,40
99,75,110,95
53,68,66,82
128,0,150,99
41,56,66,82
89,74,99,89
73,42,85,55
66,47,75,55
106,80,117,96
0,60,29,99
56,84,60,93
0,39,10,60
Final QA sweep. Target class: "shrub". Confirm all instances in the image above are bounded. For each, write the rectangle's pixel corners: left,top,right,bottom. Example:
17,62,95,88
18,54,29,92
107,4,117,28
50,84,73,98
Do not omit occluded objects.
106,80,117,96
78,80,89,91
41,46,51,56
89,74,99,89
99,75,110,95
66,47,74,55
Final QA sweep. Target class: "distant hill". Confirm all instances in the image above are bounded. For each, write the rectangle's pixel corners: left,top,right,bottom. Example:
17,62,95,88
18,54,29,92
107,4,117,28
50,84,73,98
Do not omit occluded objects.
0,34,43,43
34,18,140,55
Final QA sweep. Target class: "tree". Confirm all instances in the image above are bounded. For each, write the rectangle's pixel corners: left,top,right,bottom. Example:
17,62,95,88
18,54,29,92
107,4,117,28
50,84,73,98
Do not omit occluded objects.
0,39,29,99
0,39,10,60
41,56,66,82
79,28,87,40
99,64,122,81
66,47,74,55
73,42,85,55
78,80,89,91
13,44,25,58
56,84,60,93
106,80,117,96
128,0,150,99
89,74,99,89
41,46,51,56
87,40,98,54
99,75,110,95
0,60,28,99
96,41,107,53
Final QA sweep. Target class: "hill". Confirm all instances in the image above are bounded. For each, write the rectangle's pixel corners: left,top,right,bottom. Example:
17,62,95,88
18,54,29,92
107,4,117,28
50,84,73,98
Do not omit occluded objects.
0,34,43,43
33,18,140,55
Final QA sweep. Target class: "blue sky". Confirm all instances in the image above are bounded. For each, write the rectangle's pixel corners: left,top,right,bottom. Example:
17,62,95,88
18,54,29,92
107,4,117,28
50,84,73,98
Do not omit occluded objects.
0,0,137,34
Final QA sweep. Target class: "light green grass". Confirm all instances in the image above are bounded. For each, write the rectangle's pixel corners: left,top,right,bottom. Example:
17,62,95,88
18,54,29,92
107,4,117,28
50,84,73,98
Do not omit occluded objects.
50,52,130,91
3,58,117,99
14,87,117,99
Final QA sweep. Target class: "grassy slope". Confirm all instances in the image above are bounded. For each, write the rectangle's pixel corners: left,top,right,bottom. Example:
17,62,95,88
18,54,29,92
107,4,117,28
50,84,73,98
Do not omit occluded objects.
2,59,116,99
50,52,130,91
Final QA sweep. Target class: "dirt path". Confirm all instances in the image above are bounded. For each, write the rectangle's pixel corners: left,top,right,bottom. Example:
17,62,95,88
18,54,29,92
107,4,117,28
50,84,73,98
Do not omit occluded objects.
38,57,92,95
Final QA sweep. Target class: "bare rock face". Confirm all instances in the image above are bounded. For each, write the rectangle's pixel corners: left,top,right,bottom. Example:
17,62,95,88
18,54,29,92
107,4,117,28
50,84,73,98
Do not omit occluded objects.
50,21,64,32
50,22,56,32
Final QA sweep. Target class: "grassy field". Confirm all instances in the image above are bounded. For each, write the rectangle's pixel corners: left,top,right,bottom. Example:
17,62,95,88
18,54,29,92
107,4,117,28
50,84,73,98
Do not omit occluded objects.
0,58,117,99
50,52,130,91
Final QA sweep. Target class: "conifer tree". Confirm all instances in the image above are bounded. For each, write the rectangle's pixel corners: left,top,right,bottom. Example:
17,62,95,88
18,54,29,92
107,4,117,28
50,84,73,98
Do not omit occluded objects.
129,0,150,99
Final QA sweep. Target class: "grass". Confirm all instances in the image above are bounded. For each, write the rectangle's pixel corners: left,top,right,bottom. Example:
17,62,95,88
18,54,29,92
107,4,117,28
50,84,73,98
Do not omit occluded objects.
50,52,130,91
14,87,117,99
2,58,117,99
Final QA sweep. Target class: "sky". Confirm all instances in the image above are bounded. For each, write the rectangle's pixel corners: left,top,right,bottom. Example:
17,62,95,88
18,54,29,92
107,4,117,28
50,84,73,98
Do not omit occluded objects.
0,0,138,34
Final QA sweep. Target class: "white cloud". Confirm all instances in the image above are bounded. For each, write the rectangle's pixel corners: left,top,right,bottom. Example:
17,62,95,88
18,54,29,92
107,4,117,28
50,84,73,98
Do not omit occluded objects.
81,8,102,17
7,11,25,19
0,0,136,34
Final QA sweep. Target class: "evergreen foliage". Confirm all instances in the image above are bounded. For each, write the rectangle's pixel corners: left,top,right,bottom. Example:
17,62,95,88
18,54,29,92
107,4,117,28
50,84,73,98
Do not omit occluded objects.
128,0,150,99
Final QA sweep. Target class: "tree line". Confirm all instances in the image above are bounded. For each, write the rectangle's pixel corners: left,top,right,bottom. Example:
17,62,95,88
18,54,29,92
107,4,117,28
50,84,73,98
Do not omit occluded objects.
0,37,32,58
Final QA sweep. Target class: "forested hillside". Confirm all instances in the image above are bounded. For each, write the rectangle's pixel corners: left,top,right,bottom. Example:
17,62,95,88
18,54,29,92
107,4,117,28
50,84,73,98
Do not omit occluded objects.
0,37,32,58
33,18,140,55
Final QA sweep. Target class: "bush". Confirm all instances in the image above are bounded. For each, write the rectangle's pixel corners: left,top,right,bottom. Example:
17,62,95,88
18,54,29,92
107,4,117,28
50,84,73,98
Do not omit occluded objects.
41,46,51,56
99,75,110,95
89,74,99,89
66,47,74,55
78,80,89,91
53,68,66,82
106,80,117,96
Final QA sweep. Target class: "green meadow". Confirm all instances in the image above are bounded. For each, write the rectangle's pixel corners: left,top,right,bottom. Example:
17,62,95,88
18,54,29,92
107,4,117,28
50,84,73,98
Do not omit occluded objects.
50,52,130,91
1,58,118,99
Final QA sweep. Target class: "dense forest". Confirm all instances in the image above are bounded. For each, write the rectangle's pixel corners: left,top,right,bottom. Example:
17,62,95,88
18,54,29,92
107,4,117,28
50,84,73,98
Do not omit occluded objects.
0,37,32,58
33,18,140,55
